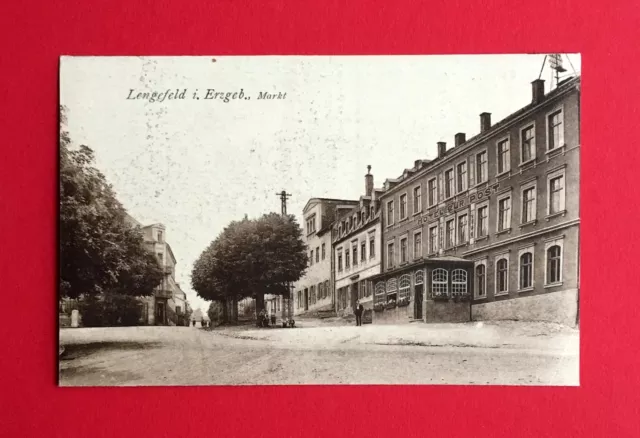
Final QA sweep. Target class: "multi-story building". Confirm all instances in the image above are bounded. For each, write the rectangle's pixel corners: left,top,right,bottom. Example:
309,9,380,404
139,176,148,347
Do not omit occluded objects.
370,76,580,326
293,198,358,315
332,167,383,319
129,218,190,326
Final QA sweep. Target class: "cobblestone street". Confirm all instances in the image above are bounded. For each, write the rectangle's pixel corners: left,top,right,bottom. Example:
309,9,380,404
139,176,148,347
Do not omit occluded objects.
59,321,579,386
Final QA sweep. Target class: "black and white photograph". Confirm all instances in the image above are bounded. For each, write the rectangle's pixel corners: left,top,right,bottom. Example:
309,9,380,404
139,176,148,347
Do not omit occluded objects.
58,54,581,386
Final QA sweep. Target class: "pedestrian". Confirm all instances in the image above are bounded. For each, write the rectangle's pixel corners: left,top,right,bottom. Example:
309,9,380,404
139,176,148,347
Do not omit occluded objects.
358,303,365,326
354,301,362,326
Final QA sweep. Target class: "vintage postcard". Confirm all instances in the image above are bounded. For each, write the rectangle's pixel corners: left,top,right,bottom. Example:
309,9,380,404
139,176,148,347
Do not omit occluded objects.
59,54,581,386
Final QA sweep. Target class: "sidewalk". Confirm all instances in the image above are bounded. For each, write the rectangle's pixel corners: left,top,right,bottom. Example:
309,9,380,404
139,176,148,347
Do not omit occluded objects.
214,320,578,354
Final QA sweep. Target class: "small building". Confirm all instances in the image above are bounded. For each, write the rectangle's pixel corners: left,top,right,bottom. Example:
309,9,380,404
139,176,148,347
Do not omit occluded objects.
332,167,382,320
293,197,358,315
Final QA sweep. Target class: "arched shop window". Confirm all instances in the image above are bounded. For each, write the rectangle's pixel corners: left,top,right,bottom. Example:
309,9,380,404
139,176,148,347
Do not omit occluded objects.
374,282,386,304
398,274,411,301
386,278,398,302
432,268,448,297
452,269,468,296
415,269,424,285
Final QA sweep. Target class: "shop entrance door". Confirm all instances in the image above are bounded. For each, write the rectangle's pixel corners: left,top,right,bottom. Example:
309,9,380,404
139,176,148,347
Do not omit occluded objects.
415,284,424,320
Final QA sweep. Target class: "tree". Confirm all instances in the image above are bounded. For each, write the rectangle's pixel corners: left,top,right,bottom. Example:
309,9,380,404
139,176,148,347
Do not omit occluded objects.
191,213,307,323
59,106,164,299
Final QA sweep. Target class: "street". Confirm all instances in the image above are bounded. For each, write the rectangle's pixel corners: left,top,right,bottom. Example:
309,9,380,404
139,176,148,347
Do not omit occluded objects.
59,321,579,386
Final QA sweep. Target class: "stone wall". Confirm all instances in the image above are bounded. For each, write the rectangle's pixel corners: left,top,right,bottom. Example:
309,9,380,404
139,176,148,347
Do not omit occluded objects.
424,300,470,323
471,289,578,326
372,303,413,324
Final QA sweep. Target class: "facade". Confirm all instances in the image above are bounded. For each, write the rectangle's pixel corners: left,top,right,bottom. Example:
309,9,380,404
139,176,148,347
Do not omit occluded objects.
293,198,358,315
132,218,190,326
370,76,580,326
332,167,382,319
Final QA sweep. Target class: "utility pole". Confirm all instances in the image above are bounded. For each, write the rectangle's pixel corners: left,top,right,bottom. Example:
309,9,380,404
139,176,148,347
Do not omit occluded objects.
276,190,293,322
276,190,291,216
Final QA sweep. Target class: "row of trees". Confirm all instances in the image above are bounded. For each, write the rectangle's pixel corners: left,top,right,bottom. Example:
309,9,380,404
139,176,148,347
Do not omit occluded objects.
192,213,308,324
60,106,165,325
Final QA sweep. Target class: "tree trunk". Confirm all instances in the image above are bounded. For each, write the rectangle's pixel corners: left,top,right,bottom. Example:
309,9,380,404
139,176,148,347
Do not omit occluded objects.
255,290,265,315
231,296,238,323
221,298,229,324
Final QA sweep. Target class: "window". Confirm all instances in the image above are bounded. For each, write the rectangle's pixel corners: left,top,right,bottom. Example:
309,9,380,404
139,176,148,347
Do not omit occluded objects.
452,269,468,296
522,185,536,223
399,194,407,220
387,201,394,226
476,151,488,183
352,245,358,266
546,244,562,284
521,125,535,163
457,161,467,192
446,219,455,248
306,216,316,235
457,214,468,244
374,282,386,304
345,250,350,269
519,251,533,290
413,186,422,214
387,241,395,268
316,247,320,263
415,269,424,285
309,250,313,266
429,225,438,254
338,251,343,271
428,178,437,206
157,231,163,242
386,278,398,301
359,281,367,299
445,169,454,198
398,275,411,301
477,205,488,238
361,241,366,262
432,268,448,297
547,109,564,150
321,243,326,260
497,138,510,174
318,282,324,300
400,237,408,263
414,231,422,259
496,257,509,295
370,237,376,258
498,196,511,231
325,280,330,299
475,263,486,298
549,174,565,215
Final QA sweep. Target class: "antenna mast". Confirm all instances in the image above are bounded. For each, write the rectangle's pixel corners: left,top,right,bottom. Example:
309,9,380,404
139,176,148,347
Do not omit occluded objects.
276,190,293,322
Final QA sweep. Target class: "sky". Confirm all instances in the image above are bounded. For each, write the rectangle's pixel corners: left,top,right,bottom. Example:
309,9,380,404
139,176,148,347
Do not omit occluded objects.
60,54,581,313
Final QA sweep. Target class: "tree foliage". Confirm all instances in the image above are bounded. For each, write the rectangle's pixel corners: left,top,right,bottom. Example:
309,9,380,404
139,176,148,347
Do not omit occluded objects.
59,106,164,299
192,213,308,315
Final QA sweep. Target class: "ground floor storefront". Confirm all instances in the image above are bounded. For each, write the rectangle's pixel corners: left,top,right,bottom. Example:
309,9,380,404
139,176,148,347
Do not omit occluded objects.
369,257,474,324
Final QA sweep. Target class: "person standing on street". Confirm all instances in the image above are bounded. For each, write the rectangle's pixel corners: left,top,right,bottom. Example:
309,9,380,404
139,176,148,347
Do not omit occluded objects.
354,301,362,326
358,303,365,326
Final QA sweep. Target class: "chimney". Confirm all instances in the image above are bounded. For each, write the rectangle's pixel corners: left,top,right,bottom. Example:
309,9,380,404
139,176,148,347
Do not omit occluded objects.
455,132,466,147
480,113,491,133
437,141,447,158
365,165,373,197
531,79,545,104
414,159,423,169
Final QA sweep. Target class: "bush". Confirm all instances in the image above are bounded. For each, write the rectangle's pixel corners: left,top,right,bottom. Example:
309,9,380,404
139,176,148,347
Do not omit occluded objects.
78,294,143,327
243,299,256,317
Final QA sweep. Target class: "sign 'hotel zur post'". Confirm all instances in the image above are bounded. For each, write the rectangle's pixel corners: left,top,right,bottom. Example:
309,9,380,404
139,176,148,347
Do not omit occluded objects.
418,183,501,224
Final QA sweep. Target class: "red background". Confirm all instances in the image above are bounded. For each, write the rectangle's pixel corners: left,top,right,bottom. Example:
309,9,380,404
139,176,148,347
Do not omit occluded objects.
1,0,639,436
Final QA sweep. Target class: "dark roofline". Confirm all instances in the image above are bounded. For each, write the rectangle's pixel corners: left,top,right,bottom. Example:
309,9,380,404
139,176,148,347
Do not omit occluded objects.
380,76,581,198
302,197,359,213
